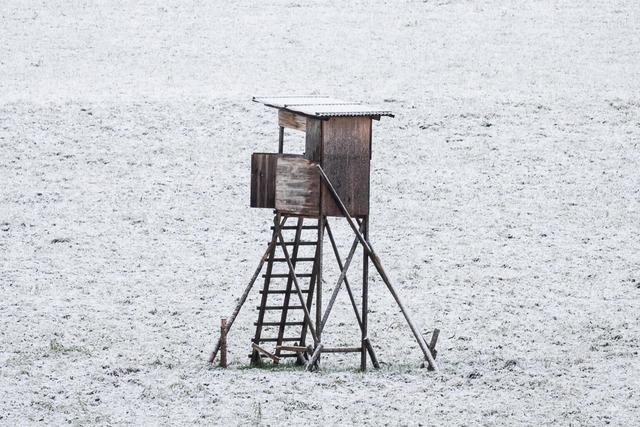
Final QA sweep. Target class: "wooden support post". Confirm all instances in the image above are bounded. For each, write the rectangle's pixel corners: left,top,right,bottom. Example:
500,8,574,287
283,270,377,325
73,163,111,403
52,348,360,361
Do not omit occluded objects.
278,126,284,153
362,215,369,371
429,328,440,355
364,338,380,369
317,165,439,371
208,216,288,363
316,213,324,365
316,216,324,338
220,318,228,368
423,328,440,370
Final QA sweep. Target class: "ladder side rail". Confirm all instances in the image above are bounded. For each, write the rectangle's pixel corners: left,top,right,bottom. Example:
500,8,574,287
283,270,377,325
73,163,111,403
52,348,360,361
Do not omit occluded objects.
275,217,305,356
298,230,320,348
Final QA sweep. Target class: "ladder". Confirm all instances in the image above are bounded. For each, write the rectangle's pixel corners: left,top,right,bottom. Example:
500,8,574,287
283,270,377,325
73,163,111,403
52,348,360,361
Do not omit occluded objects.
250,215,319,365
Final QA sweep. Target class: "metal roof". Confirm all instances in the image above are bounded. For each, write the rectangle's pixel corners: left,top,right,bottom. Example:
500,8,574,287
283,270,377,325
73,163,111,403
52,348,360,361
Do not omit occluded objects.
252,96,394,118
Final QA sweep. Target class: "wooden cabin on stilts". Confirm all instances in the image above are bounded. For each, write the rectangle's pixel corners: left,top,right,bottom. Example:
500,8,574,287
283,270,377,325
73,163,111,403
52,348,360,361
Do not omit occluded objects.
209,96,439,371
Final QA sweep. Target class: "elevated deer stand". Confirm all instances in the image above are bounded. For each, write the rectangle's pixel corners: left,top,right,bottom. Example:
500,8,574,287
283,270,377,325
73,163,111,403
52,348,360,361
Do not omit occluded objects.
209,96,439,371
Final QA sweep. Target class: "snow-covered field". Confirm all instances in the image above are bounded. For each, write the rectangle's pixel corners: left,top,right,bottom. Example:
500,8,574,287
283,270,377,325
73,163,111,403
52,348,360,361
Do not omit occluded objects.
1,0,639,425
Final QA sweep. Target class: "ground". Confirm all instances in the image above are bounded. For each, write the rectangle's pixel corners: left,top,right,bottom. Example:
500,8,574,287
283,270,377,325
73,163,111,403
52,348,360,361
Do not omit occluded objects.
1,0,639,425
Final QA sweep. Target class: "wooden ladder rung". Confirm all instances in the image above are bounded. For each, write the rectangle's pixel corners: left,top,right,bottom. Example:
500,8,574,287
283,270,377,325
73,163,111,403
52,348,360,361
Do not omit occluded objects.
276,345,307,352
271,225,319,230
271,257,316,263
255,321,305,326
256,305,304,310
259,289,309,294
274,241,317,246
258,337,303,342
249,353,298,358
262,273,313,278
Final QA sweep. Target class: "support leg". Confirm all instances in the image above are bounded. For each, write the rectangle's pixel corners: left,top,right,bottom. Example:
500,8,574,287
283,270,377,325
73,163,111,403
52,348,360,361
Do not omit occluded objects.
362,215,369,371
317,165,438,371
315,214,325,367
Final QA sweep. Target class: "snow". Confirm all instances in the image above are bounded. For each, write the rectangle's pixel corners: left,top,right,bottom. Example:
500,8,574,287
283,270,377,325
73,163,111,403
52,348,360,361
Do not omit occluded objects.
1,0,639,424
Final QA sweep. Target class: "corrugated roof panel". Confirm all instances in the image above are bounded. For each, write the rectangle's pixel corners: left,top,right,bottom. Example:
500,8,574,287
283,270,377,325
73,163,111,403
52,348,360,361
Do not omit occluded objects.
253,95,394,118
289,103,394,118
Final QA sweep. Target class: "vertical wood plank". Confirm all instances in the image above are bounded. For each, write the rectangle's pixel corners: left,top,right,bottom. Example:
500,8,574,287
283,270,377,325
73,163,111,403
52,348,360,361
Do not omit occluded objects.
321,117,371,216
250,153,277,208
305,118,322,161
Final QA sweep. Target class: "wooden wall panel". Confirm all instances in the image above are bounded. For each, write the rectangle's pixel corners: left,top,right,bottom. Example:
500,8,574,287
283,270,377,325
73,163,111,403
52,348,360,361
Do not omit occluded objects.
250,153,277,208
275,156,320,217
278,110,307,132
305,118,322,162
321,117,371,217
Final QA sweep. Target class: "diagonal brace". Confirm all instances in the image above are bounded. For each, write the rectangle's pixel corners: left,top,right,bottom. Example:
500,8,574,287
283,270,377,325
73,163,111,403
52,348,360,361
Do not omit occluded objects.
324,219,365,330
320,225,362,332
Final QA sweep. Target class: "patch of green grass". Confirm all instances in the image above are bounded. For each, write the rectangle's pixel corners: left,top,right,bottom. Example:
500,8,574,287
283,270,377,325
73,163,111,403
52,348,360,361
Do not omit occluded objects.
235,362,305,372
49,339,90,355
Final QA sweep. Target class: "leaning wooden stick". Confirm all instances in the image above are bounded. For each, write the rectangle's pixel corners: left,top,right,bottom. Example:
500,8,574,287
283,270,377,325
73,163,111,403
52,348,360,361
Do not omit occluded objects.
208,217,288,363
317,165,438,371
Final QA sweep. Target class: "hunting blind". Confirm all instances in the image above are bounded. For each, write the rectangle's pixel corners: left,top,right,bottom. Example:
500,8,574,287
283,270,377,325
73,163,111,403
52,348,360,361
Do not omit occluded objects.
209,96,439,371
